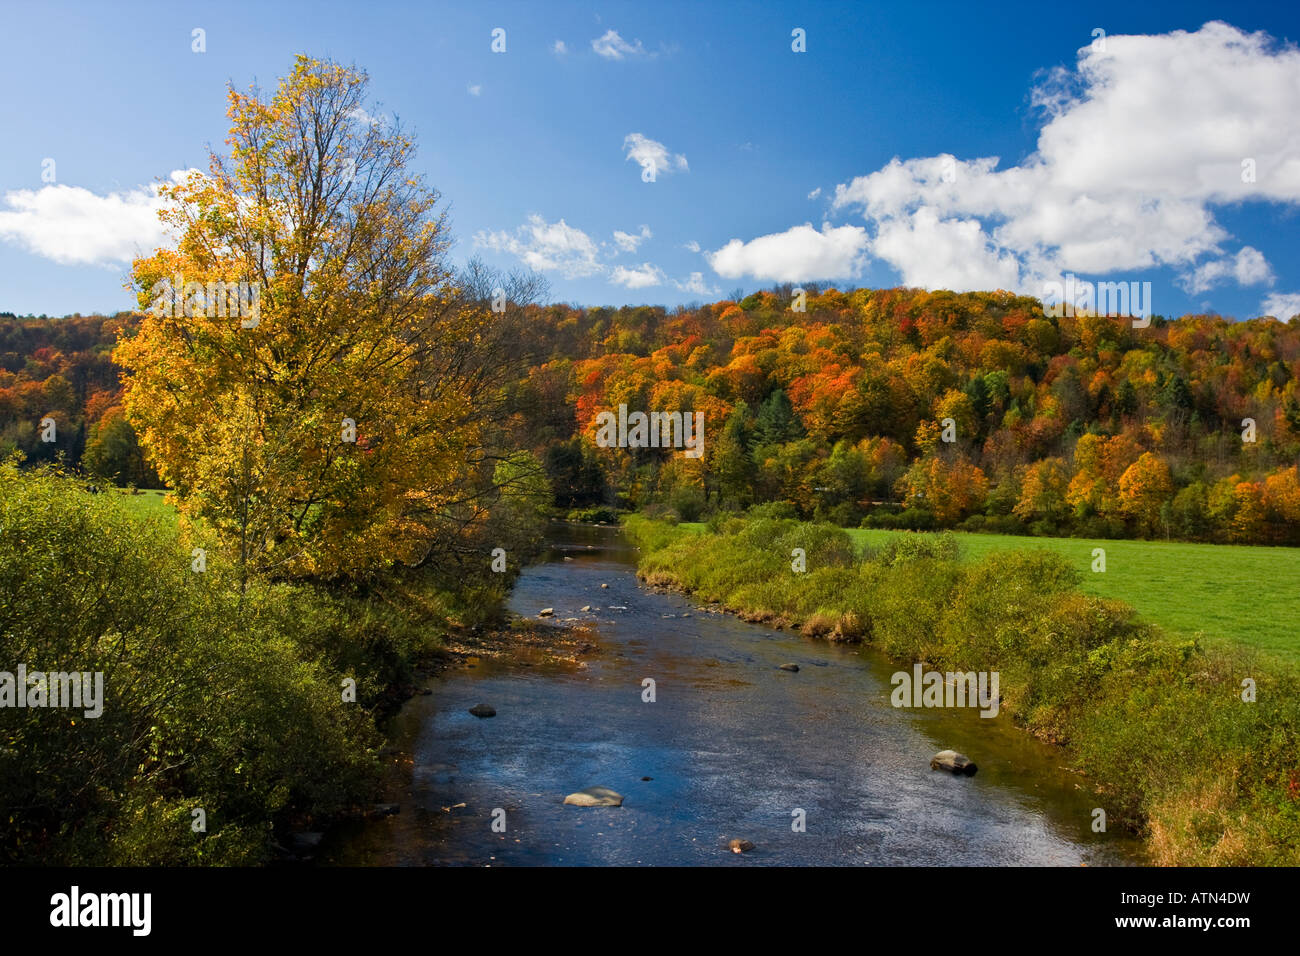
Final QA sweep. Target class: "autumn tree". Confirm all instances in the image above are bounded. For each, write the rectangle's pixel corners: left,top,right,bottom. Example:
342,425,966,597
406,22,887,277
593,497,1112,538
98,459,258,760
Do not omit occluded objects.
119,57,542,584
1117,452,1174,536
1013,456,1070,523
896,455,989,524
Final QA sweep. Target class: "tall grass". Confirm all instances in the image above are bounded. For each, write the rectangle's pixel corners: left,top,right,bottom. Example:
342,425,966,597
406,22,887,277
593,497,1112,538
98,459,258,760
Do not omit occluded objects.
626,513,1300,865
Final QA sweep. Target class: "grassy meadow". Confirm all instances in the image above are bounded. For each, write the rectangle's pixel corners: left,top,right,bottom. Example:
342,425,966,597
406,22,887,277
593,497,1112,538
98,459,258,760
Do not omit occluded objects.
681,522,1300,664
113,488,176,521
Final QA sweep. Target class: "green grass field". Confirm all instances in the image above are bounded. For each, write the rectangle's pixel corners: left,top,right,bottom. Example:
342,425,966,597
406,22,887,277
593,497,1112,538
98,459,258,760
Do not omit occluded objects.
113,488,176,521
681,523,1300,662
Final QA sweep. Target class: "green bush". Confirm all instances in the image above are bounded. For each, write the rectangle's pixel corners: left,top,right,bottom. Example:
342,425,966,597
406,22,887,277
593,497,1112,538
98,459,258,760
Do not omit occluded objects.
567,505,620,523
0,462,385,865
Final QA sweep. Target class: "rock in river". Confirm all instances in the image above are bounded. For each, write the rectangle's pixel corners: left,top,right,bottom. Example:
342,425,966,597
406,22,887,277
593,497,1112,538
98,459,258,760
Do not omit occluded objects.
930,749,978,776
728,838,755,853
538,607,554,617
468,703,496,718
779,663,800,672
563,786,624,807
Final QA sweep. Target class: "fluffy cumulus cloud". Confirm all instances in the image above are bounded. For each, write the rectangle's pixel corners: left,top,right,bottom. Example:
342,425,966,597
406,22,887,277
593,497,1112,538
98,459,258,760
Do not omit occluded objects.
476,214,674,289
1262,292,1300,319
624,133,687,180
473,214,604,278
552,40,568,56
706,223,870,283
674,271,719,297
0,170,192,267
1183,246,1274,294
613,224,651,252
814,22,1300,298
592,29,647,60
610,262,667,289
871,208,1023,291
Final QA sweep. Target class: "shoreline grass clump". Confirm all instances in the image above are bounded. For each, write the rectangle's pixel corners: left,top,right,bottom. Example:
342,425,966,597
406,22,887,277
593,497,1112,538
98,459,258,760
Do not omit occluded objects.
625,511,1300,865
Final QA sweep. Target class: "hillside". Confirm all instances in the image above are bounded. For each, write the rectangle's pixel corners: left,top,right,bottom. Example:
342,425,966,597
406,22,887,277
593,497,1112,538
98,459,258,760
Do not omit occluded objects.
5,287,1300,544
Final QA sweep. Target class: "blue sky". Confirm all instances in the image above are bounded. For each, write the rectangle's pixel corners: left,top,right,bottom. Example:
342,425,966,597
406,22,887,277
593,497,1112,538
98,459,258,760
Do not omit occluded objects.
1,0,1298,319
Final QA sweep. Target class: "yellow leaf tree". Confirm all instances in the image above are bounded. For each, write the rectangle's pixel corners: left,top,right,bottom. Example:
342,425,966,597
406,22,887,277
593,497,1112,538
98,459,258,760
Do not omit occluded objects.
118,57,542,584
1117,451,1173,536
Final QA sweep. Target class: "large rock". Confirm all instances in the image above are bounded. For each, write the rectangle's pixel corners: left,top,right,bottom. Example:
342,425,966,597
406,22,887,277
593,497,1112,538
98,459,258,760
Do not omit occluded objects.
728,838,755,854
930,750,978,776
563,786,624,807
468,703,496,718
779,663,800,672
538,608,554,617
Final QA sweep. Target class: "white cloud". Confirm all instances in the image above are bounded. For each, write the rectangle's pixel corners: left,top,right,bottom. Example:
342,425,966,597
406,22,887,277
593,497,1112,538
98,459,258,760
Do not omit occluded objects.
683,240,701,253
613,224,652,252
872,208,1023,291
824,22,1300,295
473,214,603,278
807,187,822,200
467,83,482,96
592,29,647,60
1183,246,1274,293
0,170,192,267
674,271,719,297
347,106,382,127
610,262,666,289
1262,292,1300,319
706,223,870,283
552,40,568,56
624,133,687,180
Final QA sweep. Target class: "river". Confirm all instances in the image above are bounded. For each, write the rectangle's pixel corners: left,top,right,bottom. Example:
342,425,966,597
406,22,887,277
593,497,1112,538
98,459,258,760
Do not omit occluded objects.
323,523,1140,866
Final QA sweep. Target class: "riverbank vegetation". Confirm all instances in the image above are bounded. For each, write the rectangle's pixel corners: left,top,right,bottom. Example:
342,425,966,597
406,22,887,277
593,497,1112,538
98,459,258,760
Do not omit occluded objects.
677,521,1300,663
3,462,449,863
628,510,1300,865
0,57,550,865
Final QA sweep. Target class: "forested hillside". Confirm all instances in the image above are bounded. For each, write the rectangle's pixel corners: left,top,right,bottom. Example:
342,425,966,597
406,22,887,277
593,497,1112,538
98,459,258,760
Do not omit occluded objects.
0,313,157,486
6,286,1300,544
505,287,1300,544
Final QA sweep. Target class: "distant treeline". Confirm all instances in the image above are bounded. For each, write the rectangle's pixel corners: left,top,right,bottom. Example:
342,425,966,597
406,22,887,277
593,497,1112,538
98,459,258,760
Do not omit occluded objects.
0,313,158,486
6,287,1300,544
503,287,1300,545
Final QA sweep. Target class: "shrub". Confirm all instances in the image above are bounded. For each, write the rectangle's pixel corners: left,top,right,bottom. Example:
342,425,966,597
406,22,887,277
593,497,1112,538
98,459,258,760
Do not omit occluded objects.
0,462,384,865
865,530,961,567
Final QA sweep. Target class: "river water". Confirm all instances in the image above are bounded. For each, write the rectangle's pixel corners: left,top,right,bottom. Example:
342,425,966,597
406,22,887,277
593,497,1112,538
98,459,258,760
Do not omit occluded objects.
324,523,1139,866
